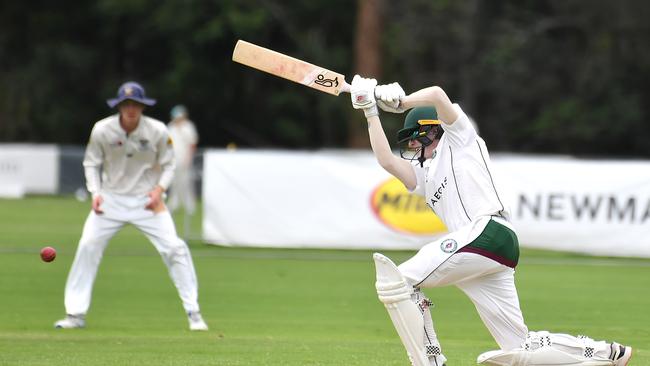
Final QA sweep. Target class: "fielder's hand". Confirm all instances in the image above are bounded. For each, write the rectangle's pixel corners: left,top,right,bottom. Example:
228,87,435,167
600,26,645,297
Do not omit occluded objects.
375,82,406,113
92,194,104,215
350,75,379,118
146,185,166,213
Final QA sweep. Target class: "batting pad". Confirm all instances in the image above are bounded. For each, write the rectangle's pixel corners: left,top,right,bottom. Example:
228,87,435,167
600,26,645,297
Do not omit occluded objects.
373,253,430,366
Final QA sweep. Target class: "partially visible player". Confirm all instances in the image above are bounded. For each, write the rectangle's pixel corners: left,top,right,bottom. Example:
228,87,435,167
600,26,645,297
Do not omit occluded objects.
349,75,632,366
167,105,198,216
54,81,208,331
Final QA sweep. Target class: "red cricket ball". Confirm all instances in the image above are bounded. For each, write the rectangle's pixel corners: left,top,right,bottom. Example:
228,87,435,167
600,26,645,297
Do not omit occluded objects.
40,246,57,262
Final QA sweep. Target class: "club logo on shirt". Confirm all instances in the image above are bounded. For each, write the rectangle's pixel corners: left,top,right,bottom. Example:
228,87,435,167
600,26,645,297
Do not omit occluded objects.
440,238,457,253
370,177,447,235
138,139,151,151
109,140,123,148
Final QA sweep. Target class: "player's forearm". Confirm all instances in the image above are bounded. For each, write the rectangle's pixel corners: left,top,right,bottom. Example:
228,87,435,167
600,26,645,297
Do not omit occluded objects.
84,165,101,194
158,138,176,191
400,86,458,124
367,116,417,190
82,136,104,194
158,168,174,191
400,86,444,109
367,116,396,168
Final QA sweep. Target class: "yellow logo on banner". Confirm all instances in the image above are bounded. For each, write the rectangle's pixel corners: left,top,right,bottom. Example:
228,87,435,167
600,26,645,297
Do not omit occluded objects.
371,177,447,235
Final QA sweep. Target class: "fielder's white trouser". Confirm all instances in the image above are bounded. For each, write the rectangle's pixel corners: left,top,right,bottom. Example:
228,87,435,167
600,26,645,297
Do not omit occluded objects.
400,251,528,350
167,167,196,214
63,193,200,315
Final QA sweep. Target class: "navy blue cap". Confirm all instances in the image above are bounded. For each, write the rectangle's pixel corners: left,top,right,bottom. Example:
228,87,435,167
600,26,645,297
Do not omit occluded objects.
106,81,156,108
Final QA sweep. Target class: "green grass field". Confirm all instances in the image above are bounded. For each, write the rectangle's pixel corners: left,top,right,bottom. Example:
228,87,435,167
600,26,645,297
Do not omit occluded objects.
1,196,648,366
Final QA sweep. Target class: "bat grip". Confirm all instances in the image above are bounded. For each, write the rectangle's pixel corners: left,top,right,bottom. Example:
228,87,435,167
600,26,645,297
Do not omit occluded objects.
340,81,351,94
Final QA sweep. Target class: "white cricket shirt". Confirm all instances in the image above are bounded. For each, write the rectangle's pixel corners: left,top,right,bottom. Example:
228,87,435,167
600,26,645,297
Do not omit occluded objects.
167,119,198,168
410,105,510,232
83,114,175,195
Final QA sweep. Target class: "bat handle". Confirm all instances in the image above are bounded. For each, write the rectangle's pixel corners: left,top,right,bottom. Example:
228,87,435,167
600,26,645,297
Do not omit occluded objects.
340,81,351,94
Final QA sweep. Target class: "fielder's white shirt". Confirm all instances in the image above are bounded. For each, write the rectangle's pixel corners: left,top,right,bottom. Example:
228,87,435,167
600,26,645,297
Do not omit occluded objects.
410,105,510,232
167,119,198,168
83,114,175,195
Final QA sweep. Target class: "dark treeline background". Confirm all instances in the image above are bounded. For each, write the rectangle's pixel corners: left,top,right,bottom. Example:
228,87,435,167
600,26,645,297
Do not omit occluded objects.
1,0,648,156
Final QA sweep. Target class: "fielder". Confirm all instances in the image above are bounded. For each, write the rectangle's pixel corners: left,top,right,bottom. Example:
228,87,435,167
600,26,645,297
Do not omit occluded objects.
167,105,199,216
54,81,208,331
349,75,632,366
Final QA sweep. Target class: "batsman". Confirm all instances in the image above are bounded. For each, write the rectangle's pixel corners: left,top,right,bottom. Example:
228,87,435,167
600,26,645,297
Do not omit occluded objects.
349,75,633,366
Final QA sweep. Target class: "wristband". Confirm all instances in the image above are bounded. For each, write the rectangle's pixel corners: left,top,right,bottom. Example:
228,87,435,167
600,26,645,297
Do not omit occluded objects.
364,105,379,118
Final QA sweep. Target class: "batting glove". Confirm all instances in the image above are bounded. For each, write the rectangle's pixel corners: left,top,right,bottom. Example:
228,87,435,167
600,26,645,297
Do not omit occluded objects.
351,75,379,118
375,82,406,113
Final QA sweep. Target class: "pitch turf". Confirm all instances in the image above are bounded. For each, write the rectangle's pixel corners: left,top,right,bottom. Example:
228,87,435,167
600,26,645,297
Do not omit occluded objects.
0,196,648,366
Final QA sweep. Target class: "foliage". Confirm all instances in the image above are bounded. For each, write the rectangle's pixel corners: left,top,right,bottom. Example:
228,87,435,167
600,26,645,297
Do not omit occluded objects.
0,0,648,156
383,0,650,156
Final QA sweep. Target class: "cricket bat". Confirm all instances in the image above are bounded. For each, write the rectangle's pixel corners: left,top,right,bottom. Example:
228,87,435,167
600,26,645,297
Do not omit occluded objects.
232,40,350,96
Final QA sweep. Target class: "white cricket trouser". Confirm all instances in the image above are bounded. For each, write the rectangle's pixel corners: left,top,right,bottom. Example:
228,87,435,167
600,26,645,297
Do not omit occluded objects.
63,193,200,315
400,252,528,350
167,167,196,214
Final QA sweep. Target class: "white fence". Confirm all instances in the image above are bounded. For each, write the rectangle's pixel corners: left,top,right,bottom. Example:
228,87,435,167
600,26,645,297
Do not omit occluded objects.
0,144,59,198
2,144,648,257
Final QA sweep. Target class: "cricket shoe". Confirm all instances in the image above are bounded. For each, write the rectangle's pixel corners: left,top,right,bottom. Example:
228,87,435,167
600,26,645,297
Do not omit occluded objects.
610,342,632,366
54,314,86,329
188,311,208,331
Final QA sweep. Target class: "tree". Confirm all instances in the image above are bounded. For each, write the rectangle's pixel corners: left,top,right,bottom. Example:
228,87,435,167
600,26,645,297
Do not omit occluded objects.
348,0,384,148
0,0,648,156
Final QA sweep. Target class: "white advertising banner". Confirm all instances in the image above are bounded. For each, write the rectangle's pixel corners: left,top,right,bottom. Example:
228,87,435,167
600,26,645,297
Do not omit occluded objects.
203,150,444,250
497,155,650,258
0,144,59,197
202,150,650,257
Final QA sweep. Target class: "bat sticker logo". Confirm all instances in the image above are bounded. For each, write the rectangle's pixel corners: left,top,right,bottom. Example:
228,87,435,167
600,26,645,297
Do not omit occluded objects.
314,74,339,88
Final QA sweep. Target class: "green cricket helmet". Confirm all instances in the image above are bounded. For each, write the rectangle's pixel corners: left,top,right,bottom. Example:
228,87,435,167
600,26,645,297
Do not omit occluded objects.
397,107,443,165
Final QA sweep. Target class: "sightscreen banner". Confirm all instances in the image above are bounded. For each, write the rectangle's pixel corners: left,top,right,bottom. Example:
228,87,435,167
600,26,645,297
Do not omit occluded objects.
202,150,650,257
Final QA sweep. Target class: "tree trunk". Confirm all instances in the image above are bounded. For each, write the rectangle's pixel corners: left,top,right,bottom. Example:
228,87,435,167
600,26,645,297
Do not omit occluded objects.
348,0,383,148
